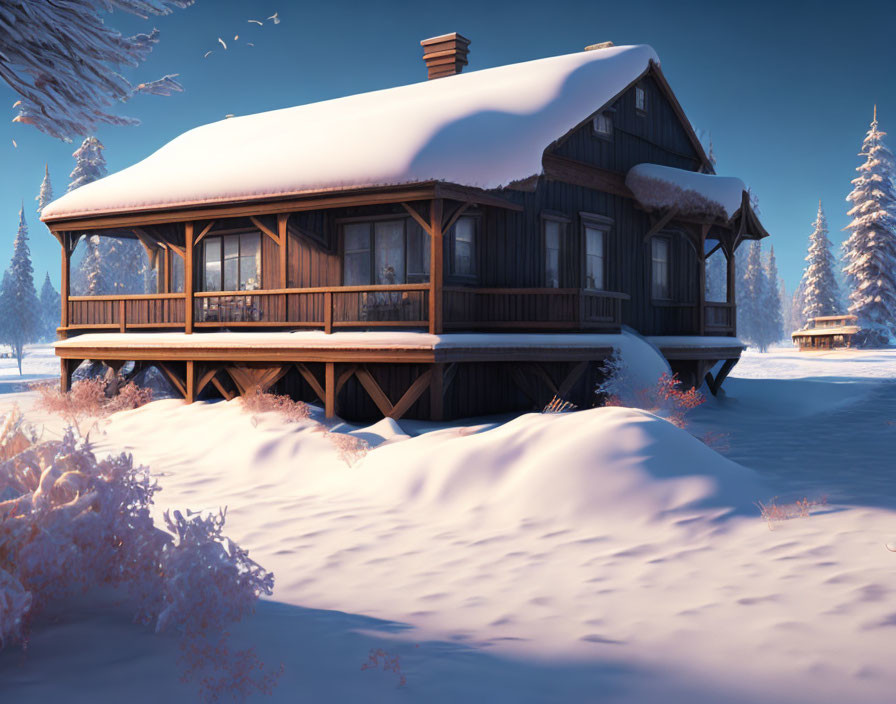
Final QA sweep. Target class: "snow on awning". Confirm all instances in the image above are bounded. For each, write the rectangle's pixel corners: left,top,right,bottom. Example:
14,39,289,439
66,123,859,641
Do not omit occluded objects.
42,45,659,221
626,163,746,221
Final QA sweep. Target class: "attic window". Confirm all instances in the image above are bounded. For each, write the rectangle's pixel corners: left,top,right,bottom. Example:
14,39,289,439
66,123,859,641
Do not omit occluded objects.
592,112,613,138
635,85,647,113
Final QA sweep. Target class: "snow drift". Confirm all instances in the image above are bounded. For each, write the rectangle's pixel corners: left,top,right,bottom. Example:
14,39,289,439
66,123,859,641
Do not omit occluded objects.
357,407,764,524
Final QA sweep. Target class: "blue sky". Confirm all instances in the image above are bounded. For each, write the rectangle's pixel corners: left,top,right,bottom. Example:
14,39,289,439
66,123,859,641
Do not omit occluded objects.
2,0,894,295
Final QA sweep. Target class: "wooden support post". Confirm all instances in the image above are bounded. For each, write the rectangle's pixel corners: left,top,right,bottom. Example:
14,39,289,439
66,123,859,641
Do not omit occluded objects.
725,239,736,335
185,222,194,334
429,363,444,421
325,362,336,418
162,247,170,294
429,198,444,334
277,213,288,289
324,291,333,334
185,361,196,403
60,358,77,392
60,234,71,331
698,226,708,336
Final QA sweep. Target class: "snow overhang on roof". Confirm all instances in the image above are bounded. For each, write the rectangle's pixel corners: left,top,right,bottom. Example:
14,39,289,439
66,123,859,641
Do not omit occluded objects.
625,163,746,221
42,44,659,222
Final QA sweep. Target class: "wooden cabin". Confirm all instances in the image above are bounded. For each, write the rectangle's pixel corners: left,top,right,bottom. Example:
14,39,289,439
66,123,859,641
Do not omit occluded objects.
792,315,859,350
41,35,769,421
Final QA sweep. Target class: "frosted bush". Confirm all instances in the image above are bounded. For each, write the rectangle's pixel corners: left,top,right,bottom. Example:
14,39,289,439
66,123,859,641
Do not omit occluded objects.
35,377,153,436
0,407,278,700
597,352,705,429
241,390,311,423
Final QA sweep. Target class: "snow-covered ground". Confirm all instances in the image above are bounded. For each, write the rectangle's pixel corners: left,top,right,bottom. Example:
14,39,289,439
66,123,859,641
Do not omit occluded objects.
2,345,896,702
0,344,59,391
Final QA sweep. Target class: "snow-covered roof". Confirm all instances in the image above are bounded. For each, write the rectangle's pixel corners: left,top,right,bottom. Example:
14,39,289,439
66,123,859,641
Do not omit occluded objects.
792,326,860,338
626,163,746,220
42,44,659,222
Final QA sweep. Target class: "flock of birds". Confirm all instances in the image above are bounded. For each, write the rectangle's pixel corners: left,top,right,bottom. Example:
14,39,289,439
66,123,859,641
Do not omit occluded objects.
204,13,281,59
10,12,283,148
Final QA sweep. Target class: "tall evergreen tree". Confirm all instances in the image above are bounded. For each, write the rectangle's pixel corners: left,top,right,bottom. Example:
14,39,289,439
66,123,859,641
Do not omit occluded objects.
761,245,784,348
68,136,107,192
39,273,60,341
791,279,808,332
739,241,766,348
842,107,896,346
798,201,841,321
0,206,41,374
35,164,54,213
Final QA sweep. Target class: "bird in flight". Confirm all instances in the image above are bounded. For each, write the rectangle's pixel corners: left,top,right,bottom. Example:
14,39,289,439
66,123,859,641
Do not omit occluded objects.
268,12,280,24
248,19,263,25
203,50,213,58
218,37,228,50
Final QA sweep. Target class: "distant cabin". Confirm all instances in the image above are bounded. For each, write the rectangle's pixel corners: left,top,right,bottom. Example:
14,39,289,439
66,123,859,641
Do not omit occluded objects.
41,34,770,421
792,315,859,350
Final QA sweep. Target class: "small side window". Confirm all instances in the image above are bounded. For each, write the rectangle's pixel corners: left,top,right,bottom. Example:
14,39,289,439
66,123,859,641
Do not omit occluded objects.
651,237,670,299
592,112,612,138
635,85,647,113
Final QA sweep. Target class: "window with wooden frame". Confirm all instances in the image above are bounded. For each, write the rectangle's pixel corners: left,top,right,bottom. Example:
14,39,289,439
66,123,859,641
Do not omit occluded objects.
584,225,607,290
202,232,261,292
592,111,613,139
542,214,569,288
651,236,671,300
170,252,185,293
448,215,478,278
635,84,647,113
341,217,429,286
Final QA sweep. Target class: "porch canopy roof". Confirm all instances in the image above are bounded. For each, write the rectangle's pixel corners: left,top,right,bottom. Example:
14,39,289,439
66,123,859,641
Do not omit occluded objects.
625,163,770,240
42,44,660,224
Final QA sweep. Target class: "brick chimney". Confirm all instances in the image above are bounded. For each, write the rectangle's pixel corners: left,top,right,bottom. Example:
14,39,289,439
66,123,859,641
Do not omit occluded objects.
421,33,471,80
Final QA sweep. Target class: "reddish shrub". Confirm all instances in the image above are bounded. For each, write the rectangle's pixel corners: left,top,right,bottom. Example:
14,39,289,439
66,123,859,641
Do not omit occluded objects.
361,647,407,687
35,378,153,437
756,496,827,530
240,390,311,423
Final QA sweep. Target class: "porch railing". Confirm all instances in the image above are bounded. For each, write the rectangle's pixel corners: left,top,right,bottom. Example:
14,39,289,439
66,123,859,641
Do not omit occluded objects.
703,302,736,336
68,293,186,331
65,286,629,333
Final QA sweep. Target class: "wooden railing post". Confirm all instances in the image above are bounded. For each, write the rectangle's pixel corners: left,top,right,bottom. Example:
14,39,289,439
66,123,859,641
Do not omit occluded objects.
185,222,194,334
60,233,70,334
324,290,333,334
118,299,126,333
429,199,444,334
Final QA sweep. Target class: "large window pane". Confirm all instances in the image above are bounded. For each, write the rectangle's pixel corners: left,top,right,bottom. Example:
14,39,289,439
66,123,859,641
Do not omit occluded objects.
453,217,475,276
204,238,222,291
171,252,185,293
239,233,261,290
585,227,605,290
375,220,405,284
407,221,430,277
344,223,371,285
651,238,670,299
223,235,239,291
544,220,561,288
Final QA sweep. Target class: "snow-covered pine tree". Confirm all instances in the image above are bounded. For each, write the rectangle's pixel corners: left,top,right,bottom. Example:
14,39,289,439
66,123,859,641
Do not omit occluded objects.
1,0,192,140
791,279,808,332
761,245,784,348
39,273,61,341
780,280,793,338
842,107,896,346
35,164,54,213
68,136,107,192
798,201,841,322
0,206,41,373
740,241,767,350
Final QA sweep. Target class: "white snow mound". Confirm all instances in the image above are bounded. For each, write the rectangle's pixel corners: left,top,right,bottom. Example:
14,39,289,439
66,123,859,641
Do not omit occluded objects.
357,406,764,525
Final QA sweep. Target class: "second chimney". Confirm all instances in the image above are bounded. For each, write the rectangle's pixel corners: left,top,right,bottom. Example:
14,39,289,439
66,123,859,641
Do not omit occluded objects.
421,33,471,80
